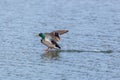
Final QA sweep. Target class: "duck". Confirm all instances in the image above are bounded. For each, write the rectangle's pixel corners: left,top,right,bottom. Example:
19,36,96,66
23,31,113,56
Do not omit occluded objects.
36,30,68,51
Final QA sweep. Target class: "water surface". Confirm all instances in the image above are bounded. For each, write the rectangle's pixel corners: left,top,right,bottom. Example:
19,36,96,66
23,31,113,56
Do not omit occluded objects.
0,0,120,80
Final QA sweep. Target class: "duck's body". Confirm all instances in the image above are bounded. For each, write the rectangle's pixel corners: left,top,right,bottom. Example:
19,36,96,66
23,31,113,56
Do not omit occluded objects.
37,30,68,51
41,39,61,51
41,36,60,48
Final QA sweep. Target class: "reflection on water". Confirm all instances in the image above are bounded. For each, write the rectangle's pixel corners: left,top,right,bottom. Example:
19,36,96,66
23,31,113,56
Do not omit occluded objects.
41,50,60,60
41,49,113,60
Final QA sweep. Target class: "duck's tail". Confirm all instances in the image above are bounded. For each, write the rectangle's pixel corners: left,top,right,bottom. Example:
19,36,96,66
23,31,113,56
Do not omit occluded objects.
51,40,61,49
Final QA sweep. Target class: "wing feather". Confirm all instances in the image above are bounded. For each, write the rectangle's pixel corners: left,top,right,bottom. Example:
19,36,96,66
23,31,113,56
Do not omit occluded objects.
51,30,68,35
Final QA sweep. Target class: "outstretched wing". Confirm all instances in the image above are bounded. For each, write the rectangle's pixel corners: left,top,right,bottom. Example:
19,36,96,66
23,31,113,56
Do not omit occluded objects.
50,30,69,35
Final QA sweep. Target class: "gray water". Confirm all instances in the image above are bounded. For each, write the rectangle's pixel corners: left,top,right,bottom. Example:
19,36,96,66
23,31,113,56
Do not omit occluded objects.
0,0,120,80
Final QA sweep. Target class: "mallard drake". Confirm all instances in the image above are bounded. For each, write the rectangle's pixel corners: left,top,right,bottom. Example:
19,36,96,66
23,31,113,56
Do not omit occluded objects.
36,30,68,51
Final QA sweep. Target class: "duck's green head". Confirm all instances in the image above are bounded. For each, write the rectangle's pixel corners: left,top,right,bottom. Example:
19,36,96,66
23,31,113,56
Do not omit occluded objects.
36,33,45,39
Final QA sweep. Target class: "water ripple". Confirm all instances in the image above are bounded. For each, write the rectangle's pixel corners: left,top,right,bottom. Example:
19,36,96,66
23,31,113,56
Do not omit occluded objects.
59,50,114,53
